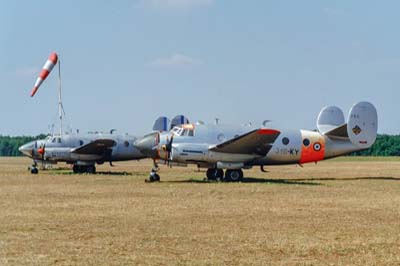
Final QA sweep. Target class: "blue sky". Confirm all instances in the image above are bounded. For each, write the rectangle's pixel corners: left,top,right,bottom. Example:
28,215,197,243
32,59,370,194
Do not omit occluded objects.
1,0,399,136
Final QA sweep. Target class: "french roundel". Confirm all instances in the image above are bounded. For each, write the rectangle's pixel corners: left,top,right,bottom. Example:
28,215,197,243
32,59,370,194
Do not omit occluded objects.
313,142,322,152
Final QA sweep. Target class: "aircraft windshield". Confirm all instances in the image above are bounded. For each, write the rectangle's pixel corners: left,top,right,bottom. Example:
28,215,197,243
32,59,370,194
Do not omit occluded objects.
171,125,195,137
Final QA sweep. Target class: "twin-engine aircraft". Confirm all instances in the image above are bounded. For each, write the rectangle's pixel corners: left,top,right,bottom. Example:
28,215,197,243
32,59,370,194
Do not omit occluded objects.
19,116,189,174
134,102,378,182
19,132,145,174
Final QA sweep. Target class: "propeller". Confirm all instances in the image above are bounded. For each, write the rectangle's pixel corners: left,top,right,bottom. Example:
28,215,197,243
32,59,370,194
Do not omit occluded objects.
165,135,174,161
37,144,46,169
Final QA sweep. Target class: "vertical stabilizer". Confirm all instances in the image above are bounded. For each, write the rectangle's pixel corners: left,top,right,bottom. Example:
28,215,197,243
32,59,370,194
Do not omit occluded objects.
347,102,378,149
317,106,345,134
152,116,170,131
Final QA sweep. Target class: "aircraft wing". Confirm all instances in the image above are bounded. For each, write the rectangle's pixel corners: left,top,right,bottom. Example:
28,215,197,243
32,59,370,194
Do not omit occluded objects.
209,129,280,156
71,139,116,155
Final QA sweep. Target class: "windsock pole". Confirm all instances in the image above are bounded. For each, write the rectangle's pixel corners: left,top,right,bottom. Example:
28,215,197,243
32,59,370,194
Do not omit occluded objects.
30,52,66,136
58,58,63,136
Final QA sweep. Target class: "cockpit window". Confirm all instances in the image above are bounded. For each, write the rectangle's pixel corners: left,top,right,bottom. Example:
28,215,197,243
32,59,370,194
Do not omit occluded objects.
171,125,195,137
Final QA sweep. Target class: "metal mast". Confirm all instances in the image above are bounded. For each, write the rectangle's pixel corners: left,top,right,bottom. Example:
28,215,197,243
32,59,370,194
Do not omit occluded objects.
58,58,63,136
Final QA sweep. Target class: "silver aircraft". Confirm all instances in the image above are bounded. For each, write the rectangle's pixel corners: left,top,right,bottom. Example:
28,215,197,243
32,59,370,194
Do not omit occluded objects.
19,131,145,174
134,102,378,182
19,115,190,174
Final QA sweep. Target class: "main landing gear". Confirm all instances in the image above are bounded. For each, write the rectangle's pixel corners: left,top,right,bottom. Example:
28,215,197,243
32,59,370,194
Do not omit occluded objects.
146,160,160,183
206,168,243,182
73,164,96,174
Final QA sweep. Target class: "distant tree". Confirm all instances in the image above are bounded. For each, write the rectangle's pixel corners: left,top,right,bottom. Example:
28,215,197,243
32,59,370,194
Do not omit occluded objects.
350,135,400,156
0,135,47,156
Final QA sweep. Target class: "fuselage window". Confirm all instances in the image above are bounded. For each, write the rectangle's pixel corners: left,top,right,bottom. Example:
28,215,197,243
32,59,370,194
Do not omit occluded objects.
188,130,194,137
282,137,290,145
303,138,310,147
57,138,61,143
124,141,129,147
79,140,84,146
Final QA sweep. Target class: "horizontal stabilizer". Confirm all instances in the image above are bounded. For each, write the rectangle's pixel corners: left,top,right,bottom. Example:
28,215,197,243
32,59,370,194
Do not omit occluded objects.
209,129,280,156
324,124,348,138
71,139,116,155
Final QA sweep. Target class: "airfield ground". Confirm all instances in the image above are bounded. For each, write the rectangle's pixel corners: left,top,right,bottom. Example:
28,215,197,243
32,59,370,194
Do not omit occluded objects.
0,157,399,265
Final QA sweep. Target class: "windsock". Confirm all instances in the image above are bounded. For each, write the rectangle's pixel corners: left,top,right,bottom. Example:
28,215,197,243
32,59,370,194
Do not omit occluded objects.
30,52,58,97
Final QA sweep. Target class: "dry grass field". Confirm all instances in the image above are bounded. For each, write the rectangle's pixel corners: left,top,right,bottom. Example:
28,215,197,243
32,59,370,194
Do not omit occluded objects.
0,157,400,265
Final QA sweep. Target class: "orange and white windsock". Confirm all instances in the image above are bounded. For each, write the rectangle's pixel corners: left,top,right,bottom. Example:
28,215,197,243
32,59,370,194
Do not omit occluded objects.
30,52,58,97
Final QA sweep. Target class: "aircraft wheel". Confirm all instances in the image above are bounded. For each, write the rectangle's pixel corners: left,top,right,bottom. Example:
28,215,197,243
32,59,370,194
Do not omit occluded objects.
206,169,218,181
225,169,243,182
30,167,39,174
206,169,224,181
153,174,160,182
73,165,80,174
87,165,96,174
146,172,160,182
216,169,224,180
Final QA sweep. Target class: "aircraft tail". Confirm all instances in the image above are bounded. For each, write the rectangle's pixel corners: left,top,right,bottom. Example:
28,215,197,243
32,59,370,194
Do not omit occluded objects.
152,115,190,131
318,102,378,149
152,116,170,131
170,115,190,130
317,106,345,134
347,102,378,149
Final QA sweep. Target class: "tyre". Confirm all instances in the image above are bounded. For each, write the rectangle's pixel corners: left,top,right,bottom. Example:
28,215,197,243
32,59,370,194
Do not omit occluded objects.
31,168,39,174
86,165,96,174
148,172,160,182
206,169,223,181
225,169,243,182
206,169,217,180
216,169,224,179
73,165,79,174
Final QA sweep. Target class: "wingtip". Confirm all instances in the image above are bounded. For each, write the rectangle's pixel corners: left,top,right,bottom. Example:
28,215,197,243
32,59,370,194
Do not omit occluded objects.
257,129,280,135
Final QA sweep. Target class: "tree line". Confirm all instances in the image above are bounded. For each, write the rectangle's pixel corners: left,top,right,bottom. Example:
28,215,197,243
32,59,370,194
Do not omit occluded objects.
0,135,47,156
351,135,400,156
0,134,400,157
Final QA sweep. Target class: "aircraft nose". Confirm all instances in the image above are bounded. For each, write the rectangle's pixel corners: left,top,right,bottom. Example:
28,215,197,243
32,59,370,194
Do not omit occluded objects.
19,142,35,157
134,132,159,157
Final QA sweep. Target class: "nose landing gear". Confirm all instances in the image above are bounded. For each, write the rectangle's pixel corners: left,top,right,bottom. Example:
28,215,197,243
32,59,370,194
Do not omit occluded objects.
146,160,161,183
29,162,39,174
